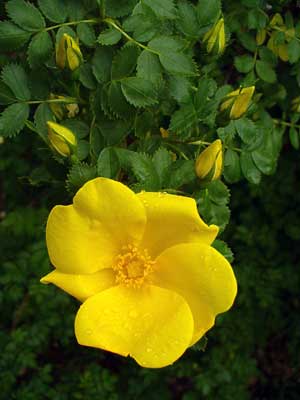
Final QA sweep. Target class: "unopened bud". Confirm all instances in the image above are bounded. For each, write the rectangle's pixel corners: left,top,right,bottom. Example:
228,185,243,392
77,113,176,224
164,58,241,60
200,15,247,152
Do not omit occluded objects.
292,97,300,113
160,127,169,138
195,139,223,181
256,29,266,46
203,18,225,55
56,34,83,71
49,94,67,120
267,33,289,62
220,86,255,120
47,121,77,157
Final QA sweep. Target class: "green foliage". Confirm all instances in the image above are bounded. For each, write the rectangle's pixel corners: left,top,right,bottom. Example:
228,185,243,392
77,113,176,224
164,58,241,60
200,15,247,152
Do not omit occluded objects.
1,0,300,398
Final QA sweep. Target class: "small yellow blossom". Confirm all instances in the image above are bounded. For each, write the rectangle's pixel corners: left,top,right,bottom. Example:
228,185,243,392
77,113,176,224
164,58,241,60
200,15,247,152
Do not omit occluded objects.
195,140,223,181
292,97,300,113
203,17,225,54
221,86,255,120
160,127,169,138
49,94,68,120
41,178,237,368
56,33,83,71
47,121,77,157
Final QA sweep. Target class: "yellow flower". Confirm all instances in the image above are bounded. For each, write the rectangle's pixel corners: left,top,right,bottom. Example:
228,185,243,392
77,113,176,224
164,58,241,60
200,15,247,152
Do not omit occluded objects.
56,33,83,71
203,17,225,54
47,121,77,157
195,140,223,181
160,127,169,138
220,86,255,120
41,178,237,368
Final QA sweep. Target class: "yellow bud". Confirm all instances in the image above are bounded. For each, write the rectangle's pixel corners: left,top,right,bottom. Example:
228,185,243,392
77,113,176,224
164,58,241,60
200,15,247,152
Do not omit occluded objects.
267,34,289,62
49,94,67,120
270,13,284,28
47,121,77,157
66,103,79,118
56,34,83,71
292,97,300,113
195,139,223,181
256,29,266,46
160,127,169,138
203,18,226,55
221,86,255,120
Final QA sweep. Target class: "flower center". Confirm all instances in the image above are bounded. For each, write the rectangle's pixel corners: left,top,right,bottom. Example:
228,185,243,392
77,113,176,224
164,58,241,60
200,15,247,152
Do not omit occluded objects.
112,244,155,288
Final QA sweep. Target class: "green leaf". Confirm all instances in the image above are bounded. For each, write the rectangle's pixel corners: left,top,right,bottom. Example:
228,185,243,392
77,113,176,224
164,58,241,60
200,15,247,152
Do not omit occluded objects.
77,23,96,47
34,103,54,139
79,63,97,90
252,130,276,174
6,0,45,31
1,64,30,101
137,51,162,84
169,103,198,137
66,163,97,194
152,147,172,188
143,0,176,19
213,240,234,262
97,147,120,178
37,0,68,23
62,120,89,139
107,81,135,118
159,52,197,76
121,77,158,107
97,28,122,46
131,153,160,190
288,38,300,64
207,180,230,206
98,118,132,146
289,127,299,150
111,45,139,80
198,190,230,231
234,118,258,145
177,1,200,38
123,10,159,42
135,110,155,138
196,0,221,27
0,82,16,105
223,149,242,183
0,103,29,137
234,55,255,73
77,140,90,161
168,76,191,103
255,60,276,83
169,160,196,188
240,151,261,184
239,32,257,52
27,31,53,68
92,46,114,83
148,36,185,53
105,0,138,17
0,21,31,51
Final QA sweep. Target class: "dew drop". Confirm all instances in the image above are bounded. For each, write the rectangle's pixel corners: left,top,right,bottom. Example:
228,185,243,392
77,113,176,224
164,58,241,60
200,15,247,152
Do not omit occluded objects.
146,348,152,353
86,329,92,335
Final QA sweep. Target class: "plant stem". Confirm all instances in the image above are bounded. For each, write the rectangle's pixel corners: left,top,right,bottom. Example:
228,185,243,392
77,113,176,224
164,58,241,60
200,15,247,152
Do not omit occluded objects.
26,98,80,105
273,119,300,129
44,18,100,32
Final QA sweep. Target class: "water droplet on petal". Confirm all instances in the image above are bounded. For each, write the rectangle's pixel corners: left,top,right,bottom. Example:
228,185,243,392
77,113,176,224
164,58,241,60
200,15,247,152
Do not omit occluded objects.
86,329,92,335
146,348,152,353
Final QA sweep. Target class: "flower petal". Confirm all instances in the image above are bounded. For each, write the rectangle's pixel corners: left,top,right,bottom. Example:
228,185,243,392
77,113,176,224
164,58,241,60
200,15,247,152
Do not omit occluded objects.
46,205,118,274
137,192,218,257
40,269,115,302
73,178,146,248
75,285,194,368
153,243,237,344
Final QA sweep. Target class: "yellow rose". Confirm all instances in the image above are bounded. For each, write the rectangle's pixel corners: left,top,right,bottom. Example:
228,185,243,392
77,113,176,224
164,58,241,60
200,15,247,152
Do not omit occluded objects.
47,121,77,157
41,178,237,368
203,18,225,54
220,86,255,120
56,33,83,71
195,139,223,181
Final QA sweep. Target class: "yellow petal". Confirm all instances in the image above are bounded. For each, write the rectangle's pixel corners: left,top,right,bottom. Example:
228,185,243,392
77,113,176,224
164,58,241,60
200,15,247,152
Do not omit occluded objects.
137,192,218,257
40,268,115,302
46,205,119,274
195,139,222,180
230,86,255,119
73,177,146,248
278,44,289,62
67,47,80,71
75,285,194,368
153,243,237,345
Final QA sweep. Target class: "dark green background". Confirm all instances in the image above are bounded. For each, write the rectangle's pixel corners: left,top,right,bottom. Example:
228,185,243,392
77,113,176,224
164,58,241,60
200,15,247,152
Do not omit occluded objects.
0,134,299,400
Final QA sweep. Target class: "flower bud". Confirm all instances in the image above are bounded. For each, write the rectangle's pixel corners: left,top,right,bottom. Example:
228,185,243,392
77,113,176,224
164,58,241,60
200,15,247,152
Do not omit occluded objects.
256,29,266,46
56,34,83,71
203,18,225,55
160,127,169,138
49,94,67,120
220,86,255,120
292,97,300,113
267,33,289,62
47,121,77,157
195,139,223,181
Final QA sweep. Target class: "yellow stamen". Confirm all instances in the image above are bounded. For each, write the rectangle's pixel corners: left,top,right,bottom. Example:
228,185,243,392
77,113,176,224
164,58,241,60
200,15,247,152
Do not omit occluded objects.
112,244,155,288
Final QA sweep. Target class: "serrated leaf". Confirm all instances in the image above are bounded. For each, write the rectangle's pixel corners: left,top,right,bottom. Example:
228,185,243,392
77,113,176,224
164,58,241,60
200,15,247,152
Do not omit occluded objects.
111,45,139,80
107,81,135,118
234,55,255,73
168,76,191,103
148,36,185,53
92,46,114,83
169,103,198,137
143,0,176,19
2,64,30,101
213,240,234,262
77,140,90,161
159,52,197,76
77,23,96,47
0,82,16,105
177,0,200,38
252,130,276,174
207,180,230,206
131,152,160,190
196,0,221,27
198,190,230,231
38,0,68,23
66,163,97,194
121,77,158,107
6,0,45,31
0,103,29,137
152,147,172,187
137,51,162,84
240,151,261,184
135,110,155,138
0,21,31,51
97,147,120,178
98,27,122,46
98,118,132,146
234,118,258,144
106,0,138,17
62,119,89,139
123,11,159,42
79,63,97,90
28,31,53,68
223,149,241,183
169,160,196,188
34,103,54,139
255,60,276,83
